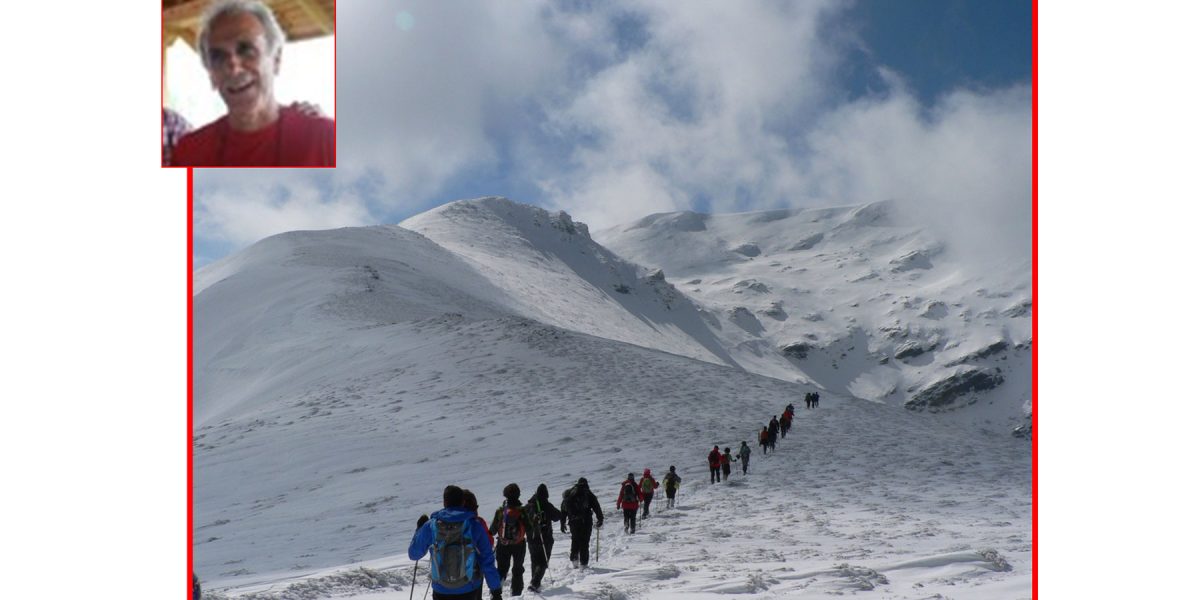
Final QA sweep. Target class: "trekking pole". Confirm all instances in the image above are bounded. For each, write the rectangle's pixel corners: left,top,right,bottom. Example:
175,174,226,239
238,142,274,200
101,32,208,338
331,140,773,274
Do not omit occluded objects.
411,514,429,600
595,523,600,565
409,561,419,600
422,560,431,600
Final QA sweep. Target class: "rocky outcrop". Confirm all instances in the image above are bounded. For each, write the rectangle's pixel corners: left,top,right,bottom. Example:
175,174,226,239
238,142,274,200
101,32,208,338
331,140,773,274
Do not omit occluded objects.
947,340,1010,366
732,243,761,257
780,342,811,360
895,339,936,360
905,367,1004,411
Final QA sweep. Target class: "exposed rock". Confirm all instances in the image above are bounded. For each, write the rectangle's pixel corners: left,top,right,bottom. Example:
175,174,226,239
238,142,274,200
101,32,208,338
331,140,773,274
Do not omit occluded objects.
760,301,787,321
920,301,948,319
732,243,761,257
890,249,934,272
947,340,1010,366
895,340,935,360
1012,415,1032,440
787,232,824,251
729,307,764,335
905,367,1004,411
780,342,810,360
733,280,771,294
1002,299,1033,317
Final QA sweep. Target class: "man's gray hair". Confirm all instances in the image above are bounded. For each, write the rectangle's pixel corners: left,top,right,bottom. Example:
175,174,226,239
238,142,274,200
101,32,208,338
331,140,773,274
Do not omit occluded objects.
198,0,286,68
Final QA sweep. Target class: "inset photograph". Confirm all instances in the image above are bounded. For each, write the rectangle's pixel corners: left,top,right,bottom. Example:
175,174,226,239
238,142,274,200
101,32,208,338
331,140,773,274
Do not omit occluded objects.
163,0,335,167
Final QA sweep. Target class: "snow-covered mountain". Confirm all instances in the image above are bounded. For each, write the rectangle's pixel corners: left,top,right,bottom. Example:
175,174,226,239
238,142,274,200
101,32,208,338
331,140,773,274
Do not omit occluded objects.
193,197,1031,599
596,202,1033,437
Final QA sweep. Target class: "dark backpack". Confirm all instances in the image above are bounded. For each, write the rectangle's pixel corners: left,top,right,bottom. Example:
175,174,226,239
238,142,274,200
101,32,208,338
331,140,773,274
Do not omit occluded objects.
665,472,680,490
527,500,544,530
497,506,526,544
431,518,477,588
622,481,637,503
564,486,590,519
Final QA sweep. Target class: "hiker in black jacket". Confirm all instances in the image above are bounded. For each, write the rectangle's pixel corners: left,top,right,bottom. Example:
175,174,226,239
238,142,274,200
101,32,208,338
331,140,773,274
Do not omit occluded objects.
489,483,534,596
525,483,563,593
559,478,604,567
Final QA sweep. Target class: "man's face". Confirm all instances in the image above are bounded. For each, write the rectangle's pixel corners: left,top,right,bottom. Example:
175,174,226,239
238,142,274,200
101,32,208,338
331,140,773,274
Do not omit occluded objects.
204,11,279,115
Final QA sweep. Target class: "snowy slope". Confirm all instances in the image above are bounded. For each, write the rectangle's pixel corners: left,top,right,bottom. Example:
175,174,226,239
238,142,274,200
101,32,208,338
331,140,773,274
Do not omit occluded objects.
596,203,1033,436
193,199,1031,599
401,197,736,366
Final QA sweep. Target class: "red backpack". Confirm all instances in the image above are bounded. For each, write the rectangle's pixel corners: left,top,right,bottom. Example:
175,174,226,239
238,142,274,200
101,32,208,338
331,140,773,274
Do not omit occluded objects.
497,506,526,545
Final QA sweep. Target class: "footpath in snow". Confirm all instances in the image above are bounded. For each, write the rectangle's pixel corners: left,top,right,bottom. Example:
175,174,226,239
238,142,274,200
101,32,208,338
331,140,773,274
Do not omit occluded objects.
205,391,1030,600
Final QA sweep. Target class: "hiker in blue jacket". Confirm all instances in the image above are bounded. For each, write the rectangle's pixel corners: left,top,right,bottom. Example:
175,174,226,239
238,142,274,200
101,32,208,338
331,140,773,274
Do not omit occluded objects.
409,485,504,600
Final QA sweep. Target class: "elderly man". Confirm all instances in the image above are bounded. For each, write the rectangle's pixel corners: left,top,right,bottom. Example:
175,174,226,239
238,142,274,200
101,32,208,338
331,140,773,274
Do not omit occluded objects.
173,0,334,167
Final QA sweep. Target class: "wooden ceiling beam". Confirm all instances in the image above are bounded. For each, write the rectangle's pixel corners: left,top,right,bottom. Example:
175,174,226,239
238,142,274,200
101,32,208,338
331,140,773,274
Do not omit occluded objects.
292,0,334,36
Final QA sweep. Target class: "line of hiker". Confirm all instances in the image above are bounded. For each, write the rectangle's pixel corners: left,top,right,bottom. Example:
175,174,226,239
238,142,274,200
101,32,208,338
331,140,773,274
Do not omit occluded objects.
404,393,821,597
410,469,687,598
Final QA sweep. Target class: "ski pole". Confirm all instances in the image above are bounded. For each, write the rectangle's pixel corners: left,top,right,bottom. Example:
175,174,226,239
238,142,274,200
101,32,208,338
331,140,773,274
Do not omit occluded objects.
595,522,600,565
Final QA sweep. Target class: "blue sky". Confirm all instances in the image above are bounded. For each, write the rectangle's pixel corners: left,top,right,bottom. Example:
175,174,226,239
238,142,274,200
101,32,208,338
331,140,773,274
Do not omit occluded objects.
194,0,1032,267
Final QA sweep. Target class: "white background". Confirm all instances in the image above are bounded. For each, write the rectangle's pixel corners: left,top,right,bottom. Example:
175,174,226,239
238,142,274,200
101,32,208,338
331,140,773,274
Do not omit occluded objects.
1,2,1195,597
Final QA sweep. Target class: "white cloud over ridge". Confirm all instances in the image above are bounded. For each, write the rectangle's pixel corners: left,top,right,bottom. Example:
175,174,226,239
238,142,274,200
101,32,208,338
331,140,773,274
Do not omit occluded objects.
196,180,371,248
194,0,1031,265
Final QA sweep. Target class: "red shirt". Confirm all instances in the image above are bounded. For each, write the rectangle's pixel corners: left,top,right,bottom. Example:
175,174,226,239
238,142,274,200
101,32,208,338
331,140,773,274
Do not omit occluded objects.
173,106,335,167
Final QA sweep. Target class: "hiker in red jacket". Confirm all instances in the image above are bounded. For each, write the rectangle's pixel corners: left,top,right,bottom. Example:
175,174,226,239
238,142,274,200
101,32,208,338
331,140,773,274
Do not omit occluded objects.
616,473,644,534
637,469,659,518
708,445,722,483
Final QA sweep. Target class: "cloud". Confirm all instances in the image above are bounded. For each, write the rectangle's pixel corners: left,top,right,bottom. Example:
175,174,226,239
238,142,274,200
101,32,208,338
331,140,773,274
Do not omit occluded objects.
193,1,1031,266
801,82,1033,263
195,175,371,247
335,1,568,200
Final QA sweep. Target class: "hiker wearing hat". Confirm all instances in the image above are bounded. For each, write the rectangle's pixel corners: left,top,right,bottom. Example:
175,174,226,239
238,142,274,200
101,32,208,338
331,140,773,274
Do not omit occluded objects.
524,483,562,593
663,466,682,508
616,473,644,533
559,477,604,567
637,468,659,518
489,483,534,596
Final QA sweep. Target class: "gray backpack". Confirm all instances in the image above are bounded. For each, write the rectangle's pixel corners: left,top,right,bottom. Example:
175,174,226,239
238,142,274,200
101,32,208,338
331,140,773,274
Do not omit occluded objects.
431,518,477,588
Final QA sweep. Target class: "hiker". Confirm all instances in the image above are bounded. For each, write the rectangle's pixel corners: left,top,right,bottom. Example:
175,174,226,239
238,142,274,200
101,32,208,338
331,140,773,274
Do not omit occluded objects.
813,391,820,408
786,402,795,413
721,448,734,480
759,426,769,455
559,478,604,567
805,392,812,409
489,483,534,597
524,483,562,593
707,445,722,483
768,416,779,451
738,441,752,474
637,469,659,518
462,489,494,547
617,473,644,533
409,485,504,600
780,408,793,439
663,466,682,508
193,572,201,599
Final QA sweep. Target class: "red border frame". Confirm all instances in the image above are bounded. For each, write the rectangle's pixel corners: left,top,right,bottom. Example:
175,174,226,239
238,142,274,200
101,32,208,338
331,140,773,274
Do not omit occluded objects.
185,1,1036,596
187,165,195,599
1031,0,1039,597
